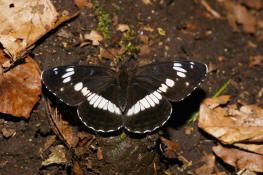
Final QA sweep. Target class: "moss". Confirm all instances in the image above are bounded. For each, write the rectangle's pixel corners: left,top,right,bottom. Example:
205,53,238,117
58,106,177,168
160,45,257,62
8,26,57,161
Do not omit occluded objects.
93,0,111,40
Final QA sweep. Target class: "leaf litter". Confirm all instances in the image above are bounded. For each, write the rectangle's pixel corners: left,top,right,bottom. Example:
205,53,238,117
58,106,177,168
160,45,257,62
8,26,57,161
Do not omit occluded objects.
0,51,41,118
198,95,263,172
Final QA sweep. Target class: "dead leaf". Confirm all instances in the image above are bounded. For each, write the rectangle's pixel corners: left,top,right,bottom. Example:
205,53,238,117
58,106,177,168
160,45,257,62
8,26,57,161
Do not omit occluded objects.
40,135,57,154
241,0,262,10
142,0,152,5
73,161,83,175
0,52,41,118
116,24,130,32
221,0,257,33
2,127,16,138
199,96,263,155
138,45,151,57
249,55,263,67
195,152,216,175
142,26,154,32
160,137,179,159
74,0,87,9
42,145,68,166
97,147,103,160
0,0,58,60
213,144,263,172
84,30,104,46
47,105,80,149
100,48,119,60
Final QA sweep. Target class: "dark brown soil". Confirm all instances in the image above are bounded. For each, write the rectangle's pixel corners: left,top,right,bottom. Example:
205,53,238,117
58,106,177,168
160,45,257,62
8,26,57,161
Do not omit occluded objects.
0,0,263,174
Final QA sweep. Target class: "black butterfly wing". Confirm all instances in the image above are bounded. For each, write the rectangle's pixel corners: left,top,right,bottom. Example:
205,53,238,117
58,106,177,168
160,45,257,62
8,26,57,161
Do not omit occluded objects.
41,65,117,106
124,61,207,133
132,61,207,102
41,65,123,132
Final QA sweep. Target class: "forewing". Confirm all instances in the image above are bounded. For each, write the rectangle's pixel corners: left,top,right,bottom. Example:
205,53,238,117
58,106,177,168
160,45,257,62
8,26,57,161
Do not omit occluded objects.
41,65,117,106
131,60,207,102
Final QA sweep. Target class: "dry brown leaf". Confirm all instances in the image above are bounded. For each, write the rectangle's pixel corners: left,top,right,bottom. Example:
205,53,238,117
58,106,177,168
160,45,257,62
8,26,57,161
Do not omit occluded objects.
1,127,16,138
74,0,87,9
116,24,130,32
97,147,103,160
0,52,41,118
195,152,216,175
213,144,263,172
84,30,104,46
100,48,119,60
73,161,84,175
0,0,58,60
249,55,263,67
241,0,262,10
42,145,68,166
47,106,79,149
199,96,263,154
221,0,257,33
138,45,151,57
160,137,179,159
142,0,152,5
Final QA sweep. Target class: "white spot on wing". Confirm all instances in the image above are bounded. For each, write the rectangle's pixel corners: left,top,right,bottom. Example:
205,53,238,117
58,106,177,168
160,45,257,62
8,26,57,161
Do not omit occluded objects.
146,95,155,107
139,102,145,111
74,82,83,91
87,93,95,101
140,98,150,108
173,66,187,73
185,82,190,86
108,102,114,113
62,71,74,78
53,68,58,71
114,104,121,115
165,78,175,87
149,94,159,104
93,96,102,108
89,94,99,105
173,63,182,67
159,83,168,92
134,102,141,114
103,101,108,110
63,77,71,83
127,105,135,116
66,68,74,72
81,87,90,96
177,72,186,78
98,98,107,109
153,91,162,100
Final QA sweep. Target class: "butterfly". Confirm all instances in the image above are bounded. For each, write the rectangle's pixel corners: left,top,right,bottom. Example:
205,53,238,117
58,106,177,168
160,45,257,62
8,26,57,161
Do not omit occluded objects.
41,60,207,133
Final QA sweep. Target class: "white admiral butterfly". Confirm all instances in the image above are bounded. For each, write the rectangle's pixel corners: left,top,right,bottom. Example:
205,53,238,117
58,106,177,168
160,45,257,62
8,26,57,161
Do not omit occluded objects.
41,60,207,133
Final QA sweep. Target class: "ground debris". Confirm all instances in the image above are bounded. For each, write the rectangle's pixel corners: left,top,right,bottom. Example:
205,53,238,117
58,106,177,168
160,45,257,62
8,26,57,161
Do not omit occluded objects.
0,51,41,118
42,145,69,166
213,144,263,172
199,96,263,172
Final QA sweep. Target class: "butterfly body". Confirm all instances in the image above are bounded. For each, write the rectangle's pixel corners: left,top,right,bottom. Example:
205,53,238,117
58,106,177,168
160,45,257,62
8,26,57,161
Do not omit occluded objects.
41,60,207,133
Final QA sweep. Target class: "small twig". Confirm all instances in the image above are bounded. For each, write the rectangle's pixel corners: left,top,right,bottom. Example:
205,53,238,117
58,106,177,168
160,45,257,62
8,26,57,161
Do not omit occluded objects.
200,0,221,18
